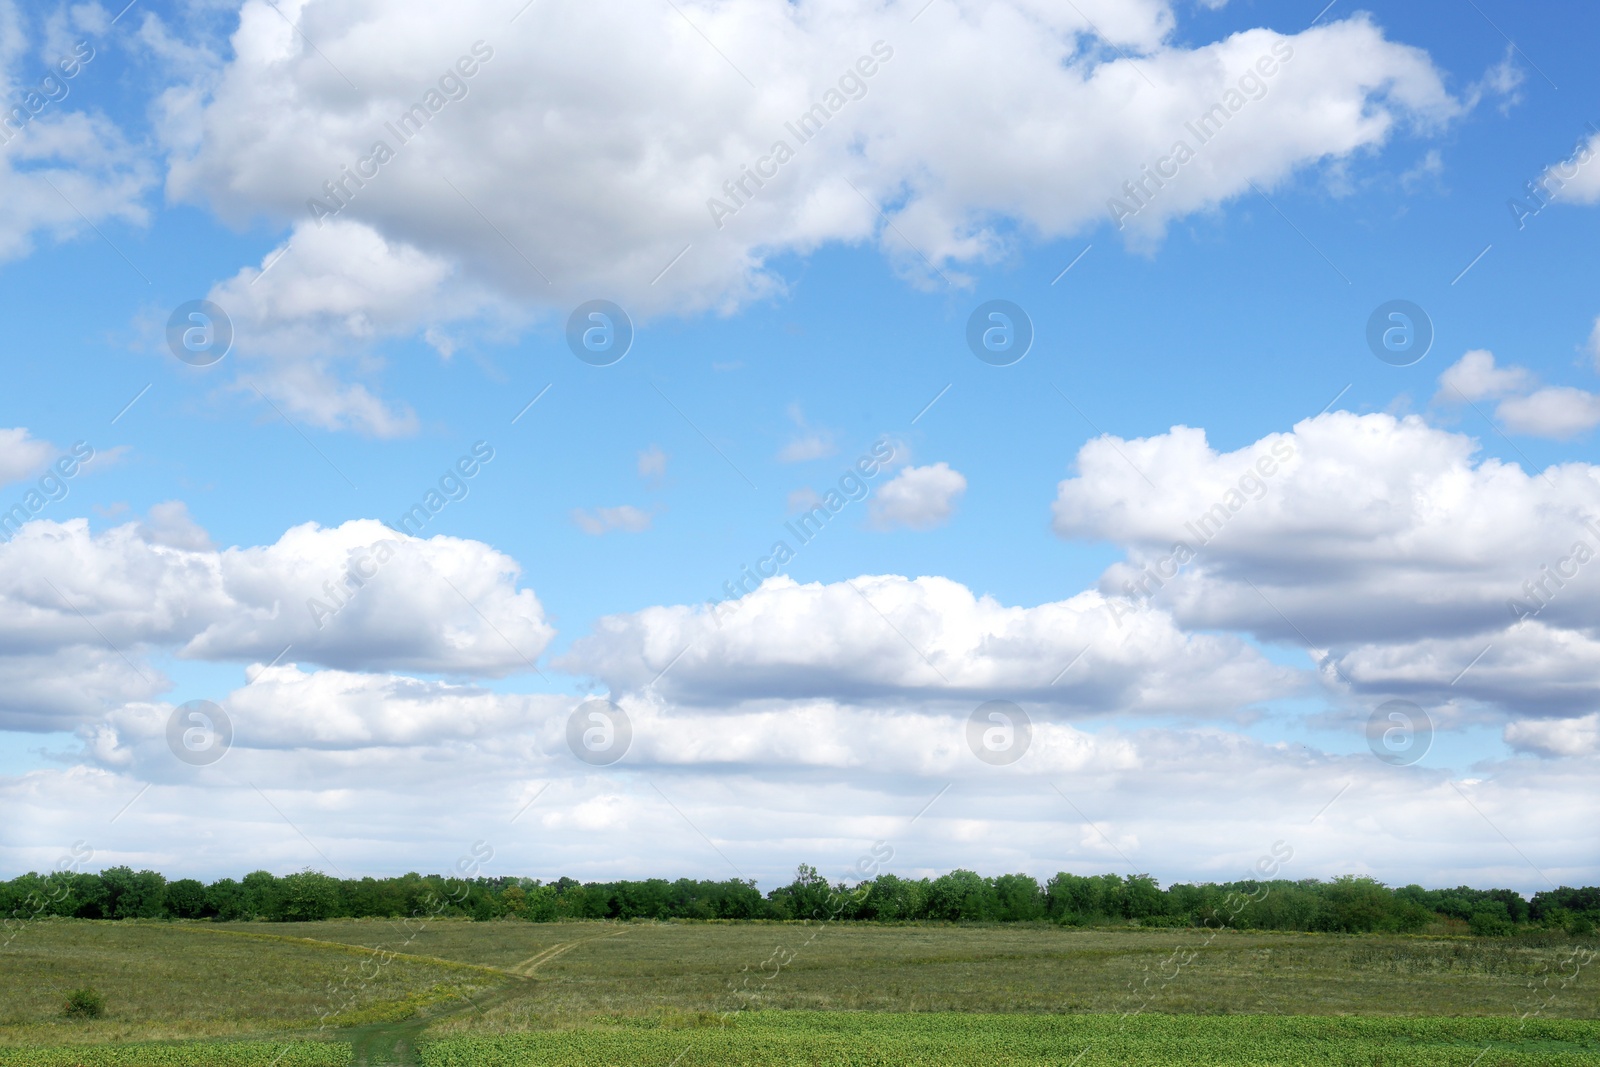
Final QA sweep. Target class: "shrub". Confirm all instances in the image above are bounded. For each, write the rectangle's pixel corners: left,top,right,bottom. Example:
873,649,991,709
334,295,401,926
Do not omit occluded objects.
63,987,104,1018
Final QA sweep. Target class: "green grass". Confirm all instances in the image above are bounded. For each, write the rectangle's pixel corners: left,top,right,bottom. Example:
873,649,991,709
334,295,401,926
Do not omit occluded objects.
0,1042,349,1066
5,1015,1598,1067
0,920,497,1046
0,919,1596,1063
422,1013,1600,1066
255,919,1599,1024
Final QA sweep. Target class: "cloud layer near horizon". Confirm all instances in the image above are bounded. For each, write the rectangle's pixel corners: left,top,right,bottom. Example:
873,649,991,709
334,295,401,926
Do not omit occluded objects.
3,409,1598,890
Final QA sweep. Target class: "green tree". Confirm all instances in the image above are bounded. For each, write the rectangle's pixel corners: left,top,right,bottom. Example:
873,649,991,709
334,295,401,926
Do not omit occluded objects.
100,867,167,919
991,874,1045,921
241,870,283,920
279,870,341,921
926,869,988,921
165,879,209,919
205,878,249,920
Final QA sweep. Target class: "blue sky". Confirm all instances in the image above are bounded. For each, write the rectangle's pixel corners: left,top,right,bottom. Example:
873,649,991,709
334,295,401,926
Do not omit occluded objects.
1,0,1598,890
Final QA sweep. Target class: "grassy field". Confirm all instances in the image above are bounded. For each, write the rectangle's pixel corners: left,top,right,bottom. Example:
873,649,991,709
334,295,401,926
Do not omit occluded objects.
243,918,1600,1022
0,919,1596,1064
0,920,500,1047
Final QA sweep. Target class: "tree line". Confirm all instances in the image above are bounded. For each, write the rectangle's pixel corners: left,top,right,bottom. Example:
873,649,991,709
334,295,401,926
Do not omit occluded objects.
4,863,1596,937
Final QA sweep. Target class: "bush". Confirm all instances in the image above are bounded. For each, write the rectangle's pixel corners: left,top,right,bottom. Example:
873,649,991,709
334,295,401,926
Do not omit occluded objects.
63,987,104,1018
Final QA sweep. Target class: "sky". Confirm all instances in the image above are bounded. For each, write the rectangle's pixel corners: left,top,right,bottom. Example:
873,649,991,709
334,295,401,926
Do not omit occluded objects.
1,0,1598,894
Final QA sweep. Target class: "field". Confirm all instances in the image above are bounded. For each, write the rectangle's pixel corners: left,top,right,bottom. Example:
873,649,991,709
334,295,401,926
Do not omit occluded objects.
0,919,1596,1064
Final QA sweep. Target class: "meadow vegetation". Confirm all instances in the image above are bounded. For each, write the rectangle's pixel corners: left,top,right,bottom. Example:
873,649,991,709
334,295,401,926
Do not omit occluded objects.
2,893,1597,1064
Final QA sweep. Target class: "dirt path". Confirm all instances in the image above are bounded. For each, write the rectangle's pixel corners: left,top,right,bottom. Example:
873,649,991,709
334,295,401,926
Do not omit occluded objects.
172,923,511,978
508,927,630,976
347,928,632,1063
344,984,520,1066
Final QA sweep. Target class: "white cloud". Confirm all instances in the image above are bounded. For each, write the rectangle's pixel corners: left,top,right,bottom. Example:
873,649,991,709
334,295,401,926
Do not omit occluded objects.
203,219,510,436
8,486,1600,887
0,648,168,733
1545,129,1600,205
1497,387,1600,439
1505,713,1600,758
1434,349,1531,403
572,505,653,536
1052,413,1600,691
1435,350,1600,440
1332,622,1600,718
0,428,56,487
102,664,560,756
0,514,554,728
136,500,212,551
870,462,966,529
161,3,1458,339
560,573,1298,713
9,703,1596,891
1461,45,1523,114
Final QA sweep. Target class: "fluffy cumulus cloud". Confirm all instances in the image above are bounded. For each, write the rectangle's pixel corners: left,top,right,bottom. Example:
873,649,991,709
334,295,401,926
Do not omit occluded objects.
1433,349,1531,403
151,0,1460,423
5,487,1599,888
870,462,967,529
0,511,553,729
1435,351,1600,440
1051,411,1600,717
6,0,1598,897
201,219,509,435
1497,388,1600,439
560,573,1298,713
